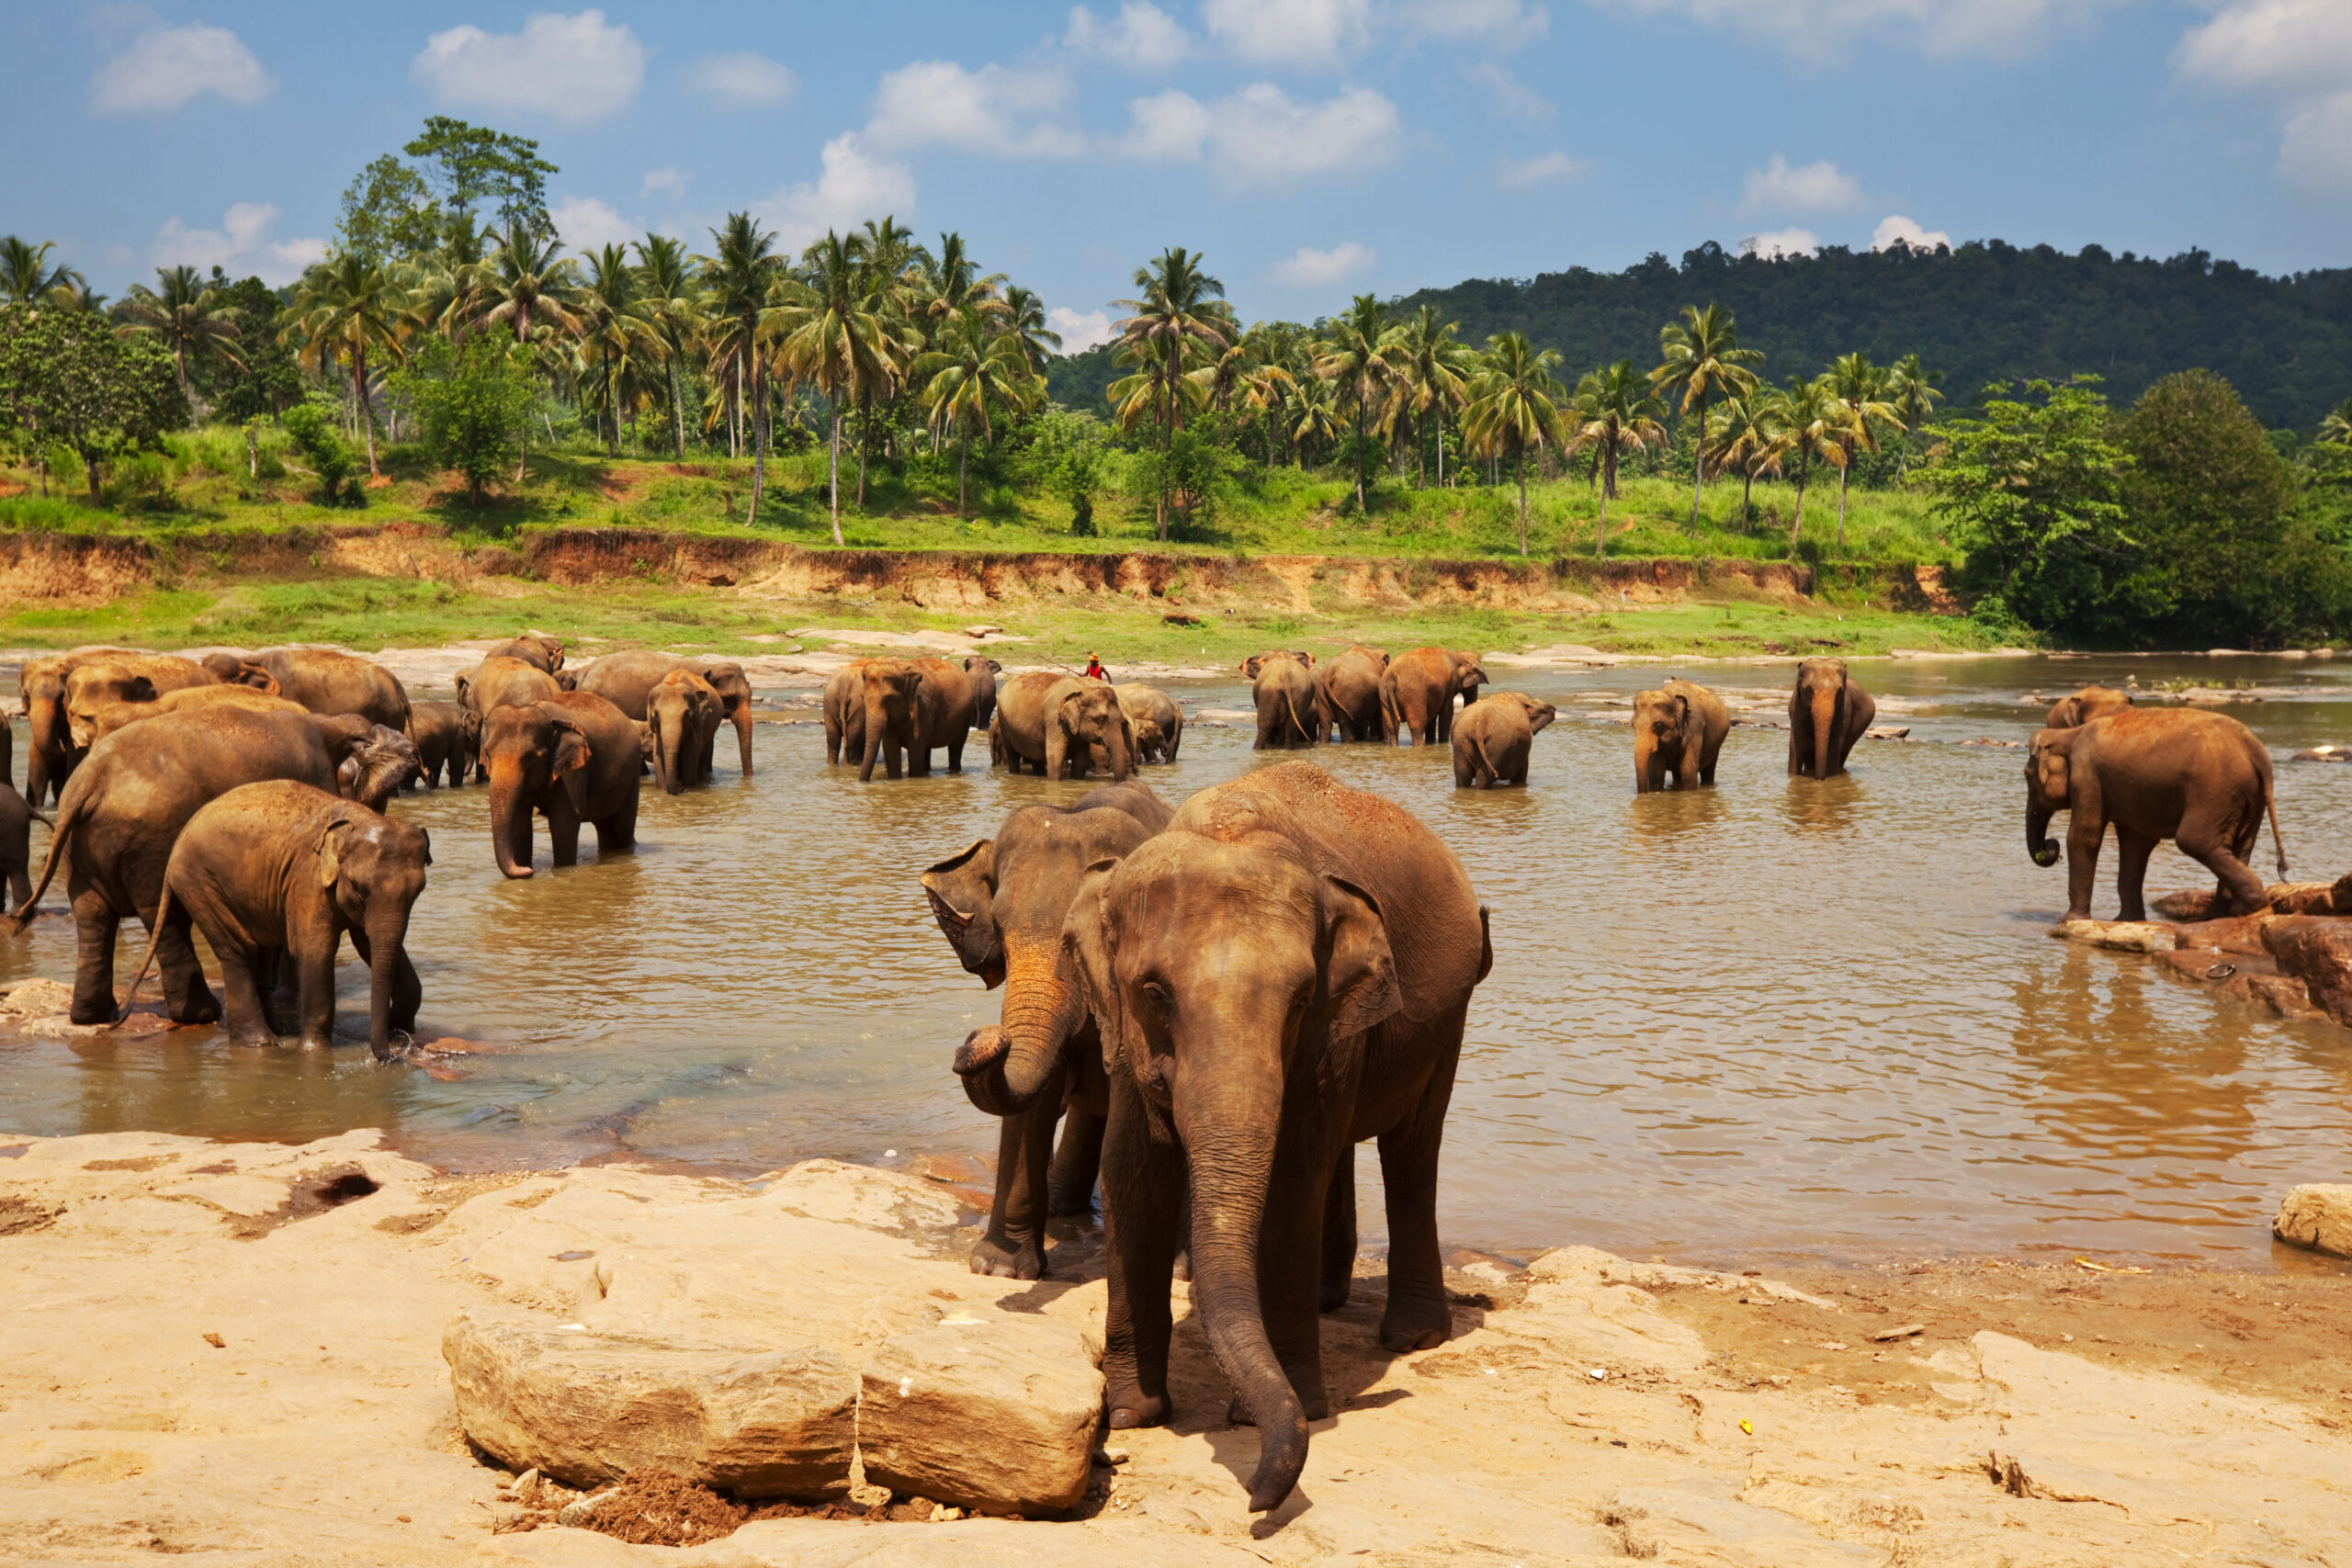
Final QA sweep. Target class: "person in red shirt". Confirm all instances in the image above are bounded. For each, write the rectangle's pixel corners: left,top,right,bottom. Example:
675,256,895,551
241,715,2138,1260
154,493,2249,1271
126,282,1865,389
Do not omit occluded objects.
1083,652,1109,682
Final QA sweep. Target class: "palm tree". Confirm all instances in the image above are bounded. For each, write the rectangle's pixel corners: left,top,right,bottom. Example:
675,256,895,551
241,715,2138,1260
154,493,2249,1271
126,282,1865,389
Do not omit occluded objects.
910,231,1008,326
579,245,658,456
1651,302,1763,526
1569,359,1668,558
1112,247,1234,539
469,221,583,344
1001,285,1062,376
1463,332,1569,557
285,254,414,478
1766,375,1849,557
0,237,84,306
1883,353,1945,476
2320,396,2352,446
1315,294,1404,511
116,265,245,412
1387,305,1474,488
1703,393,1784,526
912,305,1043,515
699,212,786,525
777,229,896,544
1825,352,1898,547
632,234,702,458
1289,376,1342,468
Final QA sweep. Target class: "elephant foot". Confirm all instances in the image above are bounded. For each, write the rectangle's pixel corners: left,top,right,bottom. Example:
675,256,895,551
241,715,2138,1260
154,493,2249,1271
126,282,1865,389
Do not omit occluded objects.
1320,1276,1352,1314
1171,1248,1192,1283
69,997,118,1026
968,1234,1046,1280
1379,1302,1453,1354
168,995,222,1027
1107,1392,1170,1430
1046,1179,1096,1218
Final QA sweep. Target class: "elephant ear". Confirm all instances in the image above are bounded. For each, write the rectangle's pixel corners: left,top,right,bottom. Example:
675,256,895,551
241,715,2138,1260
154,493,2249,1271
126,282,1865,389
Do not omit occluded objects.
314,817,354,889
1318,874,1402,1041
1061,859,1130,1071
1241,655,1266,680
550,717,593,815
922,839,1003,984
1527,703,1557,735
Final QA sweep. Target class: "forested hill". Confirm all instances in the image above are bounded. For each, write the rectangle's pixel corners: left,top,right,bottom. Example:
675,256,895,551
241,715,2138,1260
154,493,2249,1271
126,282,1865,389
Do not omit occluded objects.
1046,240,2352,430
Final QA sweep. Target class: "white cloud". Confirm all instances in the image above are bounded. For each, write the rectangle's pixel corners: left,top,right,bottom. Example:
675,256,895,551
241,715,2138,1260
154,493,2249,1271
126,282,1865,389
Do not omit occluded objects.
1065,3,1193,68
760,133,919,251
1601,0,2116,61
1122,83,1401,186
1398,0,1549,44
1464,62,1553,122
865,61,1085,156
1871,213,1951,252
410,10,647,124
1046,307,1116,354
92,23,272,112
1497,150,1585,186
1740,227,1820,259
691,51,796,106
640,167,687,200
1741,153,1862,212
2177,1,2352,192
1202,0,1371,67
149,203,322,286
550,196,639,254
1268,242,1376,288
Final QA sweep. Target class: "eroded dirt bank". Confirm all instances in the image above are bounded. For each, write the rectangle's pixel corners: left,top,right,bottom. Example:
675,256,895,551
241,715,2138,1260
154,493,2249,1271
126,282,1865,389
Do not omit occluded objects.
0,1128,2344,1567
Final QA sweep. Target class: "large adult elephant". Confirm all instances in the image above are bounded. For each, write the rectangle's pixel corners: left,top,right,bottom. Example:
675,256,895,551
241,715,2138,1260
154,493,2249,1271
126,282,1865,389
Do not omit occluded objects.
478,693,642,879
575,651,756,777
120,781,430,1059
821,660,875,767
458,655,564,718
482,634,565,673
997,672,1136,781
646,669,723,795
1381,646,1487,747
927,780,1172,1280
2027,708,2287,922
2047,684,2133,728
234,649,412,732
4,707,418,1026
1788,658,1875,779
54,655,219,775
74,686,306,749
1114,683,1182,762
909,655,1000,774
19,646,145,804
1315,646,1389,742
1453,692,1556,787
847,660,944,783
1012,762,1490,1514
1244,652,1322,750
1633,678,1731,793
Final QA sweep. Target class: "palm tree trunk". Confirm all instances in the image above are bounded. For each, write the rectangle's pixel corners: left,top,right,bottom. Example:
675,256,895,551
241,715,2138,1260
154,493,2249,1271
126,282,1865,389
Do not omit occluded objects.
749,343,768,527
1790,457,1809,557
856,392,870,507
353,347,379,479
731,357,742,458
1741,466,1754,525
1596,452,1611,559
670,354,685,458
958,418,968,517
828,406,844,546
1515,452,1528,557
1689,396,1706,525
1354,394,1367,510
1836,463,1849,547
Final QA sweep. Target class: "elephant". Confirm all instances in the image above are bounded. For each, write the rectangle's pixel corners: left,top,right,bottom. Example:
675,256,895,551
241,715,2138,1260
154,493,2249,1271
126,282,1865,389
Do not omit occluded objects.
0,782,32,906
71,685,306,750
575,651,757,777
821,660,876,766
56,656,219,770
1114,683,1182,761
458,655,565,717
926,779,1174,1280
1244,652,1323,750
118,781,430,1059
406,700,481,788
1131,718,1168,762
1316,646,1390,742
234,649,412,732
482,634,565,673
908,655,1001,774
646,668,724,794
4,707,418,1026
1633,679,1732,793
2047,684,2134,728
1381,646,1487,747
2026,708,2287,922
19,646,145,804
479,693,642,879
1788,658,1876,779
1009,761,1490,1514
1453,692,1556,787
997,672,1136,781
841,660,941,783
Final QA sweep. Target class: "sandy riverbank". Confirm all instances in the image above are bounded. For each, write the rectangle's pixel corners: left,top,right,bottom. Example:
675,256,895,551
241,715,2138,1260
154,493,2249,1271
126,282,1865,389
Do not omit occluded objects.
1,1128,2345,1567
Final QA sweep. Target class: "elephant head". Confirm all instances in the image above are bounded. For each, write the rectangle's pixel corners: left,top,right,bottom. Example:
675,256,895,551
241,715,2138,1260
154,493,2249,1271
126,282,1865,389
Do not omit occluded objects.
1635,686,1691,749
2047,685,2132,728
312,806,433,1060
1793,658,1850,778
2024,727,2076,868
480,702,593,879
1514,694,1557,734
967,656,1003,731
198,653,282,693
63,665,154,750
1059,683,1134,782
647,669,721,795
692,660,756,774
1132,717,1164,761
857,661,926,783
332,722,421,812
1449,651,1487,705
1061,833,1401,1512
1241,651,1314,680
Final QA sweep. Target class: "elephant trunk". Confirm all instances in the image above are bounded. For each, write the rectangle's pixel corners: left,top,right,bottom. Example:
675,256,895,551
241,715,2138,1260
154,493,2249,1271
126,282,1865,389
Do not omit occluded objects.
859,692,894,783
1810,687,1838,778
366,910,406,1061
2028,795,2061,868
1103,719,1133,782
734,706,754,776
658,715,688,796
956,936,1082,1116
487,767,533,880
1178,1056,1307,1513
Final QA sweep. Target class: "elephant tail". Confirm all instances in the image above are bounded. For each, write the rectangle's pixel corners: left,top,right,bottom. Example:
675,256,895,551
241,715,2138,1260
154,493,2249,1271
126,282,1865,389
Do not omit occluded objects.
118,880,174,1024
2267,776,2290,877
4,786,80,934
1283,688,1311,747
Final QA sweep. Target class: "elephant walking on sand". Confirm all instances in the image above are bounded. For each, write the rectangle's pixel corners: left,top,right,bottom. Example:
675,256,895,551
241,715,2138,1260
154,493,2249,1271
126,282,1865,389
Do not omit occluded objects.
2026,707,2287,922
119,782,430,1059
979,761,1490,1514
1453,693,1556,787
1634,679,1731,792
1788,658,1875,778
926,780,1173,1280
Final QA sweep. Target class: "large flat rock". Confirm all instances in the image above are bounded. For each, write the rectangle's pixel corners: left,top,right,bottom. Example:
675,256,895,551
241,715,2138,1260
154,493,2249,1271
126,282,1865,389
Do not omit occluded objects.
2274,1184,2352,1258
858,1320,1102,1516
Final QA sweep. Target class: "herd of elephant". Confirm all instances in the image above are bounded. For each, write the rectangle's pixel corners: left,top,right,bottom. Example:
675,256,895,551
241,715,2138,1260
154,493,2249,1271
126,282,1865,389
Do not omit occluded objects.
0,635,759,1062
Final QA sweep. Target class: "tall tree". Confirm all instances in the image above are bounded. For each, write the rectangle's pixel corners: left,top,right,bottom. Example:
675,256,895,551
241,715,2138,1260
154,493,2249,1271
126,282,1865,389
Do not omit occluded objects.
286,254,415,478
1766,374,1849,557
0,304,186,502
115,265,245,412
1001,285,1062,376
1463,331,1569,556
404,118,560,240
1650,302,1762,525
700,212,786,525
2323,396,2352,447
1883,353,1944,475
469,221,583,344
1569,359,1668,557
1289,376,1342,468
1702,392,1783,524
1825,351,1897,546
332,154,443,264
1,237,85,306
911,304,1043,515
1111,247,1233,540
1314,293,1402,511
1387,305,1474,487
779,229,897,543
911,231,1007,324
579,245,654,456
632,233,702,458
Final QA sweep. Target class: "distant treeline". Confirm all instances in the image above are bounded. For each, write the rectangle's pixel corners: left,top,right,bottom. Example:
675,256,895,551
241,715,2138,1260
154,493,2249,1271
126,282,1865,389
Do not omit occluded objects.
1052,240,2352,431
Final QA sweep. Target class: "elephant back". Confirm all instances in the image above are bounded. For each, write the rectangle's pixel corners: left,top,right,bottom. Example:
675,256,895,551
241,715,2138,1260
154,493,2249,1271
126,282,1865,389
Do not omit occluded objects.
573,650,689,720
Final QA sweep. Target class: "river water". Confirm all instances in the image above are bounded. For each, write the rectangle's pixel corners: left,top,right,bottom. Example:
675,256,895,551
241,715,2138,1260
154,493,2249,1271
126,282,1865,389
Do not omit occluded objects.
5,652,2350,1271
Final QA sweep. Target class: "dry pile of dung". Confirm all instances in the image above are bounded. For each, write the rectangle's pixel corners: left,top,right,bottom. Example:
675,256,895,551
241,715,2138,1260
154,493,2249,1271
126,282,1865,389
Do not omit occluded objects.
571,1471,748,1546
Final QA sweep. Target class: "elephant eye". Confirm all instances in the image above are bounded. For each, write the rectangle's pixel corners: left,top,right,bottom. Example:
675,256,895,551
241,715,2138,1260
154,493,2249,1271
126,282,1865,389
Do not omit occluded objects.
1137,980,1171,1014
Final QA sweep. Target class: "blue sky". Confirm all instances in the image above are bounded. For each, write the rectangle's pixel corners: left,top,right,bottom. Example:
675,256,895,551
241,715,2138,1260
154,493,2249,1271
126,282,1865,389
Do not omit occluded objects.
6,1,2347,350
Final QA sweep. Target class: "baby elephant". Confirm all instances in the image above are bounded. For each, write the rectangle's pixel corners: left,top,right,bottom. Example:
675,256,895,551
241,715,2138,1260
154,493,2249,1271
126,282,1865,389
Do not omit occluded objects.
120,781,431,1058
407,701,481,788
1453,692,1556,787
1634,679,1731,792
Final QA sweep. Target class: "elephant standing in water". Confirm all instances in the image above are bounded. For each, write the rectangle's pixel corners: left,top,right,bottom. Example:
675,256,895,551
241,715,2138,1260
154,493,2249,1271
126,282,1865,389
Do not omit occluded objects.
222,649,412,732
478,693,642,878
1244,652,1322,750
1381,646,1487,747
909,655,1001,774
1315,646,1389,742
1453,692,1556,787
1002,762,1490,1513
1114,683,1182,762
1633,678,1731,792
2046,684,2133,728
119,781,430,1059
482,634,566,673
0,782,33,905
575,651,756,778
646,669,725,794
2026,707,2287,921
19,646,143,804
926,780,1172,1280
406,701,481,788
1788,658,1875,779
997,672,1136,781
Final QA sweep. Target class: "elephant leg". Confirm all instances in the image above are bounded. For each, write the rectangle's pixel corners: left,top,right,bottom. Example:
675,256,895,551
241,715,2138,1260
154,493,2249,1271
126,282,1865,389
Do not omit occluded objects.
348,927,423,1035
2064,819,2105,922
945,734,965,775
972,1075,1059,1280
1453,748,1473,787
1047,1102,1105,1217
216,944,277,1047
546,798,583,866
291,932,338,1051
1100,1078,1184,1431
2113,828,2159,923
2177,821,2267,918
149,904,221,1027
68,887,122,1025
1375,1010,1466,1353
594,799,639,855
1320,1145,1357,1313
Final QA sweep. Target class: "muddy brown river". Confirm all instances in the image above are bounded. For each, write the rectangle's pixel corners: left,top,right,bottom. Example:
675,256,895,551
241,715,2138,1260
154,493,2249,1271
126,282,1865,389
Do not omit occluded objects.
6,653,2351,1270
